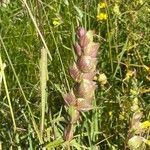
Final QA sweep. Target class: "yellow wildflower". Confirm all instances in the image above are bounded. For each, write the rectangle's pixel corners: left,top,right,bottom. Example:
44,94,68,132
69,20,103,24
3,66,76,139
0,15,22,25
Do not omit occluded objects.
97,13,108,21
52,18,61,26
123,70,135,81
119,111,126,120
127,70,135,76
98,73,107,85
130,89,138,96
53,20,60,26
108,111,112,116
144,139,150,145
98,2,107,8
140,121,150,129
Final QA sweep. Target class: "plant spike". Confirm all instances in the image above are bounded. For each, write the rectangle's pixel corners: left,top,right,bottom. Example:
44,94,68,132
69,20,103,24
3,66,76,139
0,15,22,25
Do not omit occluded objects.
63,27,99,141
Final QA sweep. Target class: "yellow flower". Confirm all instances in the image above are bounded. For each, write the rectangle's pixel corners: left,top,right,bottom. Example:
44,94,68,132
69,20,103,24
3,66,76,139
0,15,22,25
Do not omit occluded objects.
140,121,150,129
130,89,138,96
53,20,60,26
97,13,108,21
123,70,135,81
52,18,61,26
98,73,107,85
119,111,126,120
108,111,112,116
98,2,107,8
144,139,150,145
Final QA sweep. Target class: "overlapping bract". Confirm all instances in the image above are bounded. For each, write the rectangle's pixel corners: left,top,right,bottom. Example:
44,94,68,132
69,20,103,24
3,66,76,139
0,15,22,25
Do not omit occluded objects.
63,27,99,141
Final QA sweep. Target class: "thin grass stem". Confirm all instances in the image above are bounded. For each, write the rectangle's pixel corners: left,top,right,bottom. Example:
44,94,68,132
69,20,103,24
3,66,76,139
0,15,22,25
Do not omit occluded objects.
0,54,16,131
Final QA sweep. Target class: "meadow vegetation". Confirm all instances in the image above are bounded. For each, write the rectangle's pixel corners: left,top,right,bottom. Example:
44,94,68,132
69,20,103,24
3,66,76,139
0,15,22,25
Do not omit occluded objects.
0,0,150,149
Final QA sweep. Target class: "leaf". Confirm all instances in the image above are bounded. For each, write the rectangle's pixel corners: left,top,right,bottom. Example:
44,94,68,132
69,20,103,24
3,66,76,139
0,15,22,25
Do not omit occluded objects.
74,6,83,20
46,139,64,148
63,0,69,6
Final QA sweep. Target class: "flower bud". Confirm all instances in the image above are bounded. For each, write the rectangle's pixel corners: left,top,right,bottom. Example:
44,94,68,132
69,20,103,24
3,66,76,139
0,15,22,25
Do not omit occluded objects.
76,98,93,111
74,42,82,56
130,111,143,134
63,90,76,106
79,36,90,48
74,79,96,100
77,27,86,37
69,63,81,82
82,72,96,80
131,112,143,125
86,30,94,42
77,56,97,73
84,43,99,58
69,64,96,81
128,136,145,150
98,73,107,85
79,30,94,48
